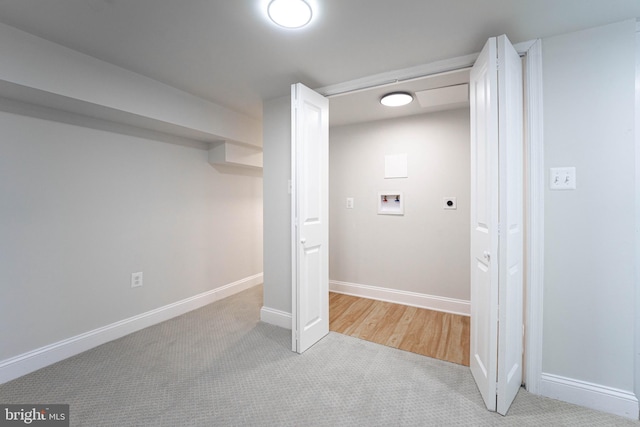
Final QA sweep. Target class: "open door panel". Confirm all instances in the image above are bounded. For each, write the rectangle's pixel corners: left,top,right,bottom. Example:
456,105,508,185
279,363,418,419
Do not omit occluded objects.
291,83,330,353
469,35,524,415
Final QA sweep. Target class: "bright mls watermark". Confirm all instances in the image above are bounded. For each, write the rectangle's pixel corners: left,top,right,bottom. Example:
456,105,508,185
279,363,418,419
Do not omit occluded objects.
0,405,68,426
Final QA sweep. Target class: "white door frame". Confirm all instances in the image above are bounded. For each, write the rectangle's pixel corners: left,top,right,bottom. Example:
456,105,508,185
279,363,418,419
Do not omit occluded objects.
315,39,545,393
634,21,640,403
521,39,544,395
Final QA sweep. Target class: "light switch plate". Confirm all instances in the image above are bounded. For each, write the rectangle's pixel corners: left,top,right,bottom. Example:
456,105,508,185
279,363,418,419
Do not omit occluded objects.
550,167,576,190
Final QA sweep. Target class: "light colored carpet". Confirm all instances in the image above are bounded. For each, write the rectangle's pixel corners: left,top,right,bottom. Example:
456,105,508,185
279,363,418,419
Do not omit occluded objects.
0,285,637,426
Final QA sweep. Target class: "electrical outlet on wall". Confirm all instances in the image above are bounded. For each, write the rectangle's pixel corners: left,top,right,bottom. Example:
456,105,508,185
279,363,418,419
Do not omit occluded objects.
131,272,143,288
346,197,354,209
443,197,457,210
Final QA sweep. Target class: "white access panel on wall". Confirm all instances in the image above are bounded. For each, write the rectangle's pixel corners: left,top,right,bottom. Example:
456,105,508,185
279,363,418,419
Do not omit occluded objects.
384,153,408,178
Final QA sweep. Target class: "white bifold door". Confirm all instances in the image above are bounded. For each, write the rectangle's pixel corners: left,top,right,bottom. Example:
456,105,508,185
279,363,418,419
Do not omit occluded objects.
469,35,524,415
291,83,330,353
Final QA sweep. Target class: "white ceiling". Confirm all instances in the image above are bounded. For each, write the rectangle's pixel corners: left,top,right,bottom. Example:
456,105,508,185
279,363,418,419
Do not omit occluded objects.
0,0,638,122
329,68,471,127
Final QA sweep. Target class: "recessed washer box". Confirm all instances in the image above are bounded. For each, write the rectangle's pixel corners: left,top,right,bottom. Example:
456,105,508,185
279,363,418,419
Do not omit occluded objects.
378,192,403,215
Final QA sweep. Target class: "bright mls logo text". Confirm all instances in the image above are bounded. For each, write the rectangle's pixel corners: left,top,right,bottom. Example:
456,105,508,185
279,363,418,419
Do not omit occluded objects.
1,405,69,426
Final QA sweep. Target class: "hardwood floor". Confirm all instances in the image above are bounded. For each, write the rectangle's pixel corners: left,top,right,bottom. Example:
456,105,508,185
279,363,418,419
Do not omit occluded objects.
329,293,470,366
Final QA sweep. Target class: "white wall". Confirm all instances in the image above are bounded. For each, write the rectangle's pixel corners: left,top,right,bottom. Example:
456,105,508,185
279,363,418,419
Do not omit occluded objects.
262,104,471,323
262,96,293,322
541,19,637,416
0,108,263,363
329,110,470,306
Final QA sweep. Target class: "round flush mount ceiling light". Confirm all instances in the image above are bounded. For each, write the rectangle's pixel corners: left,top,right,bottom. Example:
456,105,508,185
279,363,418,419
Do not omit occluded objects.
268,0,313,29
380,92,414,107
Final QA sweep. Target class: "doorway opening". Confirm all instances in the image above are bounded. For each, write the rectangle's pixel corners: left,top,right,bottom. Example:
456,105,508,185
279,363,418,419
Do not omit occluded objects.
326,67,473,367
286,36,544,415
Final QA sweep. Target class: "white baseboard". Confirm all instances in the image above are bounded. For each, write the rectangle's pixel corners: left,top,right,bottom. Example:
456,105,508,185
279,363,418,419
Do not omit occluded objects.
0,273,263,385
540,373,639,420
329,280,470,316
260,306,292,330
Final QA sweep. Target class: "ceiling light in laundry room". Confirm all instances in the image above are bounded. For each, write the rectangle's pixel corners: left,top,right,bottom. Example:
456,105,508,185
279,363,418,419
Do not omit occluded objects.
267,0,313,29
380,92,414,107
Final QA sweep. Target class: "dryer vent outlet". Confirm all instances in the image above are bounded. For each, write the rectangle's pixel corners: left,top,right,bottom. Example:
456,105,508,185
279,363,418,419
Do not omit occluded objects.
443,197,457,210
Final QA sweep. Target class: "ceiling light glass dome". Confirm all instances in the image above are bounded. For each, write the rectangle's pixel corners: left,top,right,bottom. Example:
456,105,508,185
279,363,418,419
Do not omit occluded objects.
268,0,313,29
380,92,414,107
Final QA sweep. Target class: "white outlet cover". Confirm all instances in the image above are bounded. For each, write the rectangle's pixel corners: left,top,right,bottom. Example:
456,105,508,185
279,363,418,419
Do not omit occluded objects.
444,197,457,210
131,272,143,288
346,197,354,209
